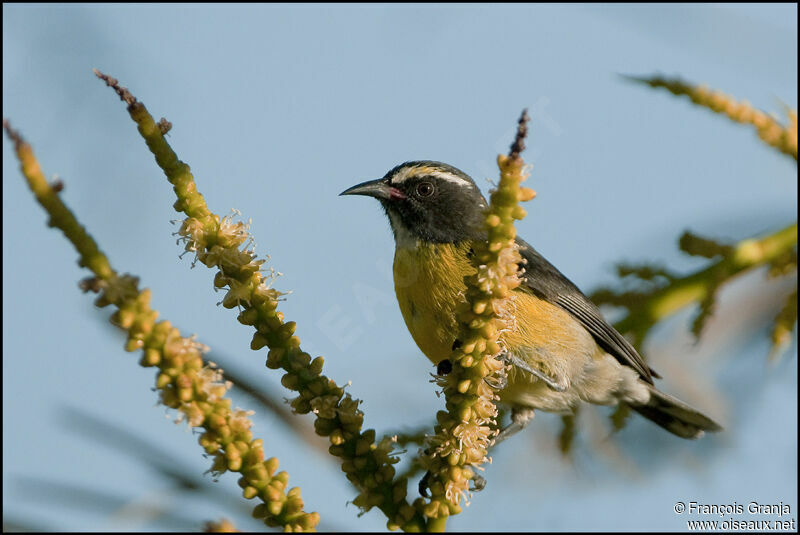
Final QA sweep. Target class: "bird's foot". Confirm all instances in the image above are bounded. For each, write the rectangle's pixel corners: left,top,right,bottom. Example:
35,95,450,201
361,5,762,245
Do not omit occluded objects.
469,471,487,492
491,406,536,447
418,468,487,496
482,373,507,390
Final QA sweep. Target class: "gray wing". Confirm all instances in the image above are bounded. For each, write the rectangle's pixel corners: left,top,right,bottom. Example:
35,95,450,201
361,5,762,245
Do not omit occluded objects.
515,237,656,384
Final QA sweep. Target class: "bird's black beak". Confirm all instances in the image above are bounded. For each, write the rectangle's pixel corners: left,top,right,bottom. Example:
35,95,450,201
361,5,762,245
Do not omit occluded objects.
339,178,405,200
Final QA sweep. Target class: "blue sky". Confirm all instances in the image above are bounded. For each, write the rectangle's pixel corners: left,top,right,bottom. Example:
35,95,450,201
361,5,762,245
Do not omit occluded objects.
3,4,797,531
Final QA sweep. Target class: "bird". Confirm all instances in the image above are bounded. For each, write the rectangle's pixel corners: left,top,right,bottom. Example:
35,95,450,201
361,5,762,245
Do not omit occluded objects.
340,160,722,445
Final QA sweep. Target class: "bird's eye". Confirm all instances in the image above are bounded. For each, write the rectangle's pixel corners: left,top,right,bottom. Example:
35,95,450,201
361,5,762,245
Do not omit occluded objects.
415,182,434,197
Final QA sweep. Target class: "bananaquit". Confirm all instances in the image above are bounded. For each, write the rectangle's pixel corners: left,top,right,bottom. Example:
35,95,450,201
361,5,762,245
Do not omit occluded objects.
341,161,721,443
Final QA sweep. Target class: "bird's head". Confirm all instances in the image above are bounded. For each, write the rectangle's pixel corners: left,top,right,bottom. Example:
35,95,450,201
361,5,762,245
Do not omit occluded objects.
340,161,488,244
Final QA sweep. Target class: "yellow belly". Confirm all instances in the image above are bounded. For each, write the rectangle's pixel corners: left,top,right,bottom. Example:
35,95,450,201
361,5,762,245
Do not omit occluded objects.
393,241,605,411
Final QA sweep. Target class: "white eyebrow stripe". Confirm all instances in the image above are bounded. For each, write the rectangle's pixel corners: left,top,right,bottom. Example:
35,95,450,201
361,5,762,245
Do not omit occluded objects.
392,167,472,187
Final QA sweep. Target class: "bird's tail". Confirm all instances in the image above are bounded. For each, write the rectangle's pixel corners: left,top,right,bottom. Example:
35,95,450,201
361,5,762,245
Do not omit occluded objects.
630,386,722,439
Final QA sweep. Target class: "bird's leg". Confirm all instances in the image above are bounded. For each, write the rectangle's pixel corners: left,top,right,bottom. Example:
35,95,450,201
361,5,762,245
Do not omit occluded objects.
426,352,542,494
492,406,536,447
498,352,568,392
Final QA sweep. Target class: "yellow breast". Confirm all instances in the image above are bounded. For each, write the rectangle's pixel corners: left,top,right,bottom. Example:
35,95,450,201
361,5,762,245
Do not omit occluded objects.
393,241,601,383
393,241,473,363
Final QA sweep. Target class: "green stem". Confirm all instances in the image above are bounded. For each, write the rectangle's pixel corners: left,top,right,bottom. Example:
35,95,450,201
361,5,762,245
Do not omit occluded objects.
5,122,115,280
95,71,429,532
615,222,797,335
426,515,448,532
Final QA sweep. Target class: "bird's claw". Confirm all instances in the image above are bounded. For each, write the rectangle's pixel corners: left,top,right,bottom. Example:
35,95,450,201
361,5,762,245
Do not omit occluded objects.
483,373,507,390
420,468,486,495
418,470,431,497
469,473,487,492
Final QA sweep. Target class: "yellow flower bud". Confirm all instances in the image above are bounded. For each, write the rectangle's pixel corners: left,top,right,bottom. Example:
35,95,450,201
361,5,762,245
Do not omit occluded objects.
227,457,242,471
457,379,471,393
250,332,268,351
309,356,324,375
329,429,345,445
267,500,283,517
485,214,501,227
341,460,356,473
140,348,161,367
156,372,172,389
280,373,299,390
265,347,284,369
273,470,289,486
237,308,259,325
264,457,279,477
